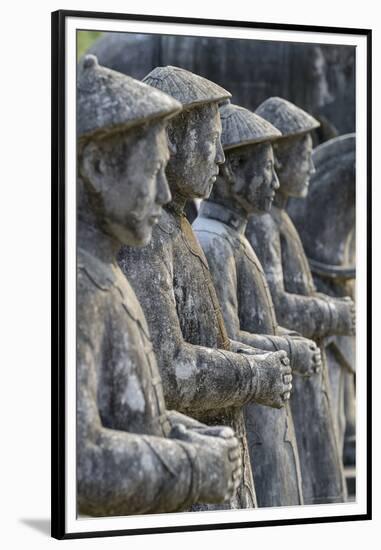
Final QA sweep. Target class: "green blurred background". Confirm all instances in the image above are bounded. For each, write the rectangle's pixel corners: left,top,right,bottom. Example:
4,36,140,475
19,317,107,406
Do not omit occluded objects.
77,31,103,59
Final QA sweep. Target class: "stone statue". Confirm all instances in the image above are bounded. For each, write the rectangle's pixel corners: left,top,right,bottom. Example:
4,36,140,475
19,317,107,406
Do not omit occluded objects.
76,55,243,516
246,97,355,503
287,134,356,464
194,102,328,506
118,66,293,510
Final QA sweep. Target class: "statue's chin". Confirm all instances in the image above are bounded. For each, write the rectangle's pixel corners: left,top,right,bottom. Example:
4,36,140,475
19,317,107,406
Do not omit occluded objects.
255,199,273,214
128,227,152,248
203,184,214,200
289,183,309,199
133,236,151,248
170,173,215,200
109,222,151,248
296,186,309,198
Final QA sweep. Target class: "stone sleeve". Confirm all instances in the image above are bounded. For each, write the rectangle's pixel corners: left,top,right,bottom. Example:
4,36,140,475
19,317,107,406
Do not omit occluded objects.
118,234,257,413
76,332,202,516
166,410,207,430
246,215,332,340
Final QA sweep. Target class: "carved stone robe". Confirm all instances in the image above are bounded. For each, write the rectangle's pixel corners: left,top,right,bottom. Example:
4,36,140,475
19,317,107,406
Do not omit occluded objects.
119,204,258,509
194,201,303,507
77,246,207,516
246,201,347,504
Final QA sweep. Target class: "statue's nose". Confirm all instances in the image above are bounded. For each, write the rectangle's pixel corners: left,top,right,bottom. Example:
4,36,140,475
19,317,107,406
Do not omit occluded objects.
272,169,280,190
215,139,225,165
156,170,172,206
309,157,316,176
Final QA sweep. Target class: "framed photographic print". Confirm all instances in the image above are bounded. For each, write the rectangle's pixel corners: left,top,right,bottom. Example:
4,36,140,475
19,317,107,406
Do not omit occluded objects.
51,9,371,540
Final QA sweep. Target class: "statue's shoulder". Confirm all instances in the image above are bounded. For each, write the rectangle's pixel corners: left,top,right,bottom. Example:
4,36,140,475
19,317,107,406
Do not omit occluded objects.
193,216,236,250
118,213,174,274
77,248,115,293
157,208,177,235
77,249,116,325
247,212,279,238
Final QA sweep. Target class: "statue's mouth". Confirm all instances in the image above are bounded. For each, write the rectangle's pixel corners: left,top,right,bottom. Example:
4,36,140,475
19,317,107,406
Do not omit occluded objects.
265,193,275,203
148,209,162,225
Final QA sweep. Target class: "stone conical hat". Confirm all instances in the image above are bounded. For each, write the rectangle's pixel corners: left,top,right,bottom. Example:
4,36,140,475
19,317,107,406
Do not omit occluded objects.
220,101,282,151
142,65,231,109
77,55,182,141
255,97,320,138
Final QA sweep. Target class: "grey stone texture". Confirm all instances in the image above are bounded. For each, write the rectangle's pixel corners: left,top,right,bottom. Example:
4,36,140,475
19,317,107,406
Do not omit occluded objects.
194,103,321,507
143,65,231,108
77,54,182,142
220,100,282,150
255,97,320,139
75,43,356,512
194,202,304,507
287,134,356,462
245,97,354,503
118,67,293,510
76,56,243,516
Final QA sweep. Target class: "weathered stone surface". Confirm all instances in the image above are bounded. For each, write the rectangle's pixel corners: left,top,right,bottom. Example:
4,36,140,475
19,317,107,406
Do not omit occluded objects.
143,65,231,109
77,54,182,143
288,134,355,271
76,56,243,516
118,67,293,510
194,103,323,506
194,203,304,507
287,134,356,460
219,100,282,150
255,97,320,139
245,98,354,503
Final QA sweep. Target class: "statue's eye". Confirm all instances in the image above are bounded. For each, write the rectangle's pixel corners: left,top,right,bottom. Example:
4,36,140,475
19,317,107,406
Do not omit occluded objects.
94,159,102,174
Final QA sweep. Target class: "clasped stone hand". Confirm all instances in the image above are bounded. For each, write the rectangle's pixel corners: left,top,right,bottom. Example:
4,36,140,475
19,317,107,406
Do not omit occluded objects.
248,350,293,409
170,424,242,503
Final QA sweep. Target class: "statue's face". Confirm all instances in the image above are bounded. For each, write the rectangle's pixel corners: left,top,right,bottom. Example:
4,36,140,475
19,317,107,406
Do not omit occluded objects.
227,142,279,214
273,133,315,198
80,122,171,246
166,103,225,199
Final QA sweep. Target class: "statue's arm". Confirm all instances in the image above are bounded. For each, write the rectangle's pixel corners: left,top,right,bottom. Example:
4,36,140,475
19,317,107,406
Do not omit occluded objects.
118,233,260,413
277,325,302,337
76,307,202,516
313,292,356,336
246,216,333,339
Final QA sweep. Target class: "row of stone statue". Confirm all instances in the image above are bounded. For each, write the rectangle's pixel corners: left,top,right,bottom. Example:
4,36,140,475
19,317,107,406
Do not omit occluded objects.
77,55,356,516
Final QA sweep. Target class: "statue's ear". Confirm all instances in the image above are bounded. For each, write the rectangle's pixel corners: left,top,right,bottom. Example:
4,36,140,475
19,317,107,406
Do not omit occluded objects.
272,144,283,171
274,154,283,172
220,156,235,184
80,142,106,193
166,125,177,156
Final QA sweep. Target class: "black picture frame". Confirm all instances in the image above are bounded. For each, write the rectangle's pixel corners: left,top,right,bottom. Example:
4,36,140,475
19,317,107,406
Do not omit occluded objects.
51,9,372,540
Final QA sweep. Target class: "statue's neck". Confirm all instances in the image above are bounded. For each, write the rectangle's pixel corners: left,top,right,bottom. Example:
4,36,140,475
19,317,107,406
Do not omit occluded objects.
211,189,249,221
78,212,120,266
166,187,189,217
274,189,289,210
201,199,248,235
